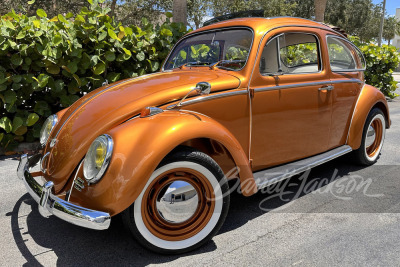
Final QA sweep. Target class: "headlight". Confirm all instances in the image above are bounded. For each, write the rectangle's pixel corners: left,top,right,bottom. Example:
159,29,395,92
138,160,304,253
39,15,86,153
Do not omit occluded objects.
83,134,113,183
40,114,58,146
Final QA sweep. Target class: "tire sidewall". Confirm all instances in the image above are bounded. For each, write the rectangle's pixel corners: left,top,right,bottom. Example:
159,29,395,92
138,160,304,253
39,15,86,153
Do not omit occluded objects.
125,151,230,254
361,109,386,163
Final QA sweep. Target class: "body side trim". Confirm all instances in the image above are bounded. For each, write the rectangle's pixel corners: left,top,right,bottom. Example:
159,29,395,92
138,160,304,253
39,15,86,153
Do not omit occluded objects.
254,145,352,189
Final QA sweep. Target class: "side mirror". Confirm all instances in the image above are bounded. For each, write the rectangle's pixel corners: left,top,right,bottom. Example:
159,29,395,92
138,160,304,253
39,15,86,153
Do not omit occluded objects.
167,81,212,109
195,82,211,95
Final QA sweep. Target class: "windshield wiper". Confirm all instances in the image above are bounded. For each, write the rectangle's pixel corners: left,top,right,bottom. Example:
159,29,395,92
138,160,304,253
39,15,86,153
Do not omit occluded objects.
187,61,212,66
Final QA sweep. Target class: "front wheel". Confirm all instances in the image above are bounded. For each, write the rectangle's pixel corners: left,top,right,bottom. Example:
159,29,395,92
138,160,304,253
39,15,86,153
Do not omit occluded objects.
352,108,386,165
122,148,230,254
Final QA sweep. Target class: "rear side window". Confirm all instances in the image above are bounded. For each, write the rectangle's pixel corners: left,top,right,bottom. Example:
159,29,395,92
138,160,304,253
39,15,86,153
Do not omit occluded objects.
327,36,366,72
260,32,321,75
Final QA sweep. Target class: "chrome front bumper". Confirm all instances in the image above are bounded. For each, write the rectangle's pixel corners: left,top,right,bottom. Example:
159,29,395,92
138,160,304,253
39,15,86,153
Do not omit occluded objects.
17,154,111,230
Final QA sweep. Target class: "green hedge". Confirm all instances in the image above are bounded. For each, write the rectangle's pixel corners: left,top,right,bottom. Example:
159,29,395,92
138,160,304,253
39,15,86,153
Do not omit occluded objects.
0,2,188,151
350,36,400,99
361,44,400,99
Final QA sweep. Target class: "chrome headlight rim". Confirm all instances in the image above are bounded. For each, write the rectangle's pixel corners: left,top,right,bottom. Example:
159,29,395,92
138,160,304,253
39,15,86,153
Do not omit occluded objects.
39,114,58,146
83,134,113,184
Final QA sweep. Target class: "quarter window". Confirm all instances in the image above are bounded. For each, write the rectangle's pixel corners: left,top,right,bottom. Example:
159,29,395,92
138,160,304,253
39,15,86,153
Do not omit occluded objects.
327,36,366,71
260,33,321,75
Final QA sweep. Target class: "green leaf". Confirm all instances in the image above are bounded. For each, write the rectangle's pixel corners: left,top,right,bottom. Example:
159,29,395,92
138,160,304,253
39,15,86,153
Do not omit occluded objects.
53,34,63,46
108,28,120,41
105,51,115,61
58,14,68,24
16,31,26,39
75,15,85,23
72,74,81,87
35,74,50,88
11,54,23,66
4,20,15,30
0,117,12,133
33,20,40,28
93,62,106,75
161,28,173,36
12,117,23,133
12,75,22,83
136,51,145,61
53,79,64,91
14,126,27,136
66,61,78,74
98,31,107,41
34,101,49,116
106,72,121,83
122,47,132,56
166,12,173,18
27,0,35,4
26,113,39,126
36,9,47,18
4,90,17,104
46,64,60,75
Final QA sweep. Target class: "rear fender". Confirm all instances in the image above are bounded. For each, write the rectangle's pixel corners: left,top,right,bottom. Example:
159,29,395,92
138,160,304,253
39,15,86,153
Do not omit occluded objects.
347,84,390,150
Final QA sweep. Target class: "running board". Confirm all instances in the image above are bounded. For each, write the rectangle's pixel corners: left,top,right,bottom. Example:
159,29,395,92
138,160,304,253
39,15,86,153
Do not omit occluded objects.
253,145,352,189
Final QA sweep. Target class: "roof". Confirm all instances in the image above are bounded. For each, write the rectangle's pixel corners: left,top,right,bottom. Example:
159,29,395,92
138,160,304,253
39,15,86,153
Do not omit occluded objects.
188,17,334,37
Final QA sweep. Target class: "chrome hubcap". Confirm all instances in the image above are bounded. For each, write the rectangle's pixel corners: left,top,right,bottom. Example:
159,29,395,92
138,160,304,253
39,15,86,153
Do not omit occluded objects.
156,181,199,224
365,125,376,148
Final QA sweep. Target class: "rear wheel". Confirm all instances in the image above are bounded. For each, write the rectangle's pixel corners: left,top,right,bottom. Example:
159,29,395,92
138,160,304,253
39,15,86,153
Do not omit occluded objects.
352,108,386,165
122,148,230,254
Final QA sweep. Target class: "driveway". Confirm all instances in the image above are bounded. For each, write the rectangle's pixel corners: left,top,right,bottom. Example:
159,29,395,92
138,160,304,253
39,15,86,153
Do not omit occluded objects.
1,99,400,266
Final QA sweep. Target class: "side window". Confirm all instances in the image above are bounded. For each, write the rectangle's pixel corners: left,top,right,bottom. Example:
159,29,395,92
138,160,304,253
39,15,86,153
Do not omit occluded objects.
260,33,321,75
327,36,366,71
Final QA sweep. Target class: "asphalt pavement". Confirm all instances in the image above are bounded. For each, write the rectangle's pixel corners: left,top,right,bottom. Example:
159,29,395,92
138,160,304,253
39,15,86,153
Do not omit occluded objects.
1,94,400,266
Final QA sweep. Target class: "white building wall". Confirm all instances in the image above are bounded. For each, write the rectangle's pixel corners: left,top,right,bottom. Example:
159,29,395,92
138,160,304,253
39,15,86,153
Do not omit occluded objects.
394,8,400,49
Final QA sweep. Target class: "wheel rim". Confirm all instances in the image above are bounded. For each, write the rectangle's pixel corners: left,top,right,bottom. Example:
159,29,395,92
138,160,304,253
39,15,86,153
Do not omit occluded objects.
141,168,215,241
365,117,384,159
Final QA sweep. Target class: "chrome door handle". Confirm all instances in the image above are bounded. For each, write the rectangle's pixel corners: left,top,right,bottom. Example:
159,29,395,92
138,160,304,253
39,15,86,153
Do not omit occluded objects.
319,85,334,91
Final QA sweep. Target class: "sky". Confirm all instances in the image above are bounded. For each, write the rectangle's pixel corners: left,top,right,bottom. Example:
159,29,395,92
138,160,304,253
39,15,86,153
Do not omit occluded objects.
372,0,400,16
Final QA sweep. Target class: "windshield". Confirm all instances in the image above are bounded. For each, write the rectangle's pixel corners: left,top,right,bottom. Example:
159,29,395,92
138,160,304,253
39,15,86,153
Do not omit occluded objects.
164,29,253,71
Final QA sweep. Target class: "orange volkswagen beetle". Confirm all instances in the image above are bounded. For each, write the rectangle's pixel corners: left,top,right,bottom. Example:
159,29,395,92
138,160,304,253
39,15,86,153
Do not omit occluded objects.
17,17,390,253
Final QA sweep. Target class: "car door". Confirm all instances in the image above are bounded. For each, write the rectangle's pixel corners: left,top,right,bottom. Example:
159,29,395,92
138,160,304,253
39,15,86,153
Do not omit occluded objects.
250,30,333,171
325,34,365,149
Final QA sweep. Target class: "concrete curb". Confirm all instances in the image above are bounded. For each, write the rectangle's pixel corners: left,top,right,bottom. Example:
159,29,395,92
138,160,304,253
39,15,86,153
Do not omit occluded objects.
0,142,41,156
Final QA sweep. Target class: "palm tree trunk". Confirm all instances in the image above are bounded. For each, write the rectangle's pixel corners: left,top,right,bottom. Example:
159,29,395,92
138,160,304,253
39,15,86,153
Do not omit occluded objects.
173,0,187,25
314,0,328,22
110,0,117,17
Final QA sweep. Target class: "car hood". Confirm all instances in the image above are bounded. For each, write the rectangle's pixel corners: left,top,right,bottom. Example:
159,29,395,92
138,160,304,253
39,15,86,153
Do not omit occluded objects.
44,69,240,192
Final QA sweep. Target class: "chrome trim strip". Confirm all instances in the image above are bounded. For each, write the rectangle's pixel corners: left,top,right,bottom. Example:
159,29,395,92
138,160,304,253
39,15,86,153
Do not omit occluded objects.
175,79,362,107
254,79,361,93
254,145,352,189
178,89,248,107
345,84,365,144
17,154,111,230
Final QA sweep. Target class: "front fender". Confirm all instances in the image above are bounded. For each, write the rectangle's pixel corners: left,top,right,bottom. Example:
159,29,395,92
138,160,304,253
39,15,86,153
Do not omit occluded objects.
70,110,256,216
347,84,390,150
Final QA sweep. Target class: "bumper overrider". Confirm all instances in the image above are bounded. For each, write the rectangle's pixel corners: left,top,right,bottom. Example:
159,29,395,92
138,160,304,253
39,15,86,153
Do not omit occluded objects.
17,154,111,230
